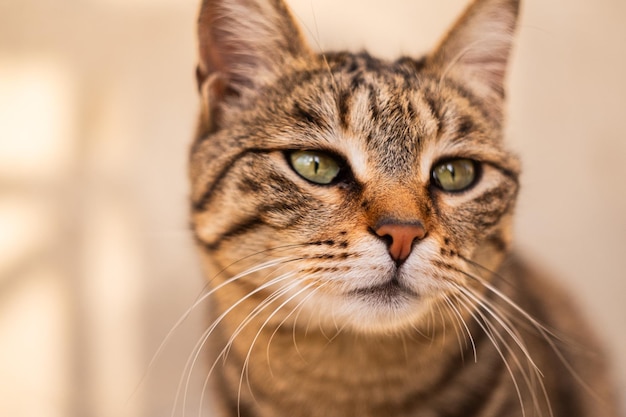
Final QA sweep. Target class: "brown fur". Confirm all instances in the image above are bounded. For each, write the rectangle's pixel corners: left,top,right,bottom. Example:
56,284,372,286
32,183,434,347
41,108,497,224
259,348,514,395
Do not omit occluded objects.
188,0,620,415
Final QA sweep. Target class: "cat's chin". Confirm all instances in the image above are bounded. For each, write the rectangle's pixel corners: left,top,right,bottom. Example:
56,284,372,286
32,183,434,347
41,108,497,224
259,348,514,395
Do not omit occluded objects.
310,285,434,335
349,276,419,300
343,300,433,335
294,263,446,334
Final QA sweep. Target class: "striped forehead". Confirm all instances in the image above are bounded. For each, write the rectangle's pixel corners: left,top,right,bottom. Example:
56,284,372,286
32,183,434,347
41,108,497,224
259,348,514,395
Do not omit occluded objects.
296,59,443,183
260,53,504,183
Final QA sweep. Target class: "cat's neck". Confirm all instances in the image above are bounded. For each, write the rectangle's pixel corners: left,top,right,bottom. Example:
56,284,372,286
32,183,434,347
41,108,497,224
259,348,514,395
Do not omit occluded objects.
208,296,507,417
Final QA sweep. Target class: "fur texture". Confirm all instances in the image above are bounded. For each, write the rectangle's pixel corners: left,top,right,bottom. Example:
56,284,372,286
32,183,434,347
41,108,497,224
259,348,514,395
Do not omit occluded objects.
188,0,620,415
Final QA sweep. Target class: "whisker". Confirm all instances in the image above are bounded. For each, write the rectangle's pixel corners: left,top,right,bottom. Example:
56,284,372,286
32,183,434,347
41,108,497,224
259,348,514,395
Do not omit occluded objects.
457,263,606,404
153,256,292,378
143,247,308,402
222,273,300,359
265,281,327,377
457,259,564,341
290,287,316,362
237,282,320,416
434,296,448,348
452,289,528,417
436,38,509,92
196,272,299,417
454,283,541,374
442,293,477,362
451,282,552,417
233,280,303,415
176,268,297,417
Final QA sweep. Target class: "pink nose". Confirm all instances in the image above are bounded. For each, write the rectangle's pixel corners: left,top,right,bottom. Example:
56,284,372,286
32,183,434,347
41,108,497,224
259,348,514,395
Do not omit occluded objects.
374,222,427,263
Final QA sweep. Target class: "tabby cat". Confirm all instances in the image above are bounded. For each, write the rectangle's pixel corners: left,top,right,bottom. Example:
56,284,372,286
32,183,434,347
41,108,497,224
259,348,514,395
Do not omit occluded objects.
188,0,620,415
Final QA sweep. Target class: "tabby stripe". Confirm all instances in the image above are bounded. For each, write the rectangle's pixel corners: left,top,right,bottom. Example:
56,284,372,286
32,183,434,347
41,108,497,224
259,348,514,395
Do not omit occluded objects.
199,203,301,251
457,115,475,137
458,361,509,417
337,89,352,130
200,215,267,251
485,162,520,184
404,99,418,122
553,373,585,417
349,72,366,90
394,56,426,74
473,199,516,231
422,76,493,127
214,356,254,417
367,87,380,121
471,213,509,232
472,182,517,206
359,51,385,71
514,274,586,417
421,89,443,134
438,362,506,417
292,101,329,130
433,294,511,417
475,214,509,231
193,148,279,212
394,307,503,416
486,232,508,253
444,78,499,124
452,340,507,417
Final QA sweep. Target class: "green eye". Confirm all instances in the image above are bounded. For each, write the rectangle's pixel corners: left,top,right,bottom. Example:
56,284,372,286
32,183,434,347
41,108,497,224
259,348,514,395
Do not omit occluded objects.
289,150,341,185
432,159,478,192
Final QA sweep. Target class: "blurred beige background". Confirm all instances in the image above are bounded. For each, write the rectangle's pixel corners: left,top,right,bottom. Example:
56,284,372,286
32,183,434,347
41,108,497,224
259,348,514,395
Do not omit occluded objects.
0,0,624,416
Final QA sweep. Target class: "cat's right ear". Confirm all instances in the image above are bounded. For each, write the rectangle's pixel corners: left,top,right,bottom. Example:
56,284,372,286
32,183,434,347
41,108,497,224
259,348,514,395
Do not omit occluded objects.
196,0,312,126
427,0,520,105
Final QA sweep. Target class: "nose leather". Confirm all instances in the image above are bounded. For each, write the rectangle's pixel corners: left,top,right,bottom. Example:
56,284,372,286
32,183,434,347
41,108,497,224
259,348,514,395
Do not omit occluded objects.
374,222,426,263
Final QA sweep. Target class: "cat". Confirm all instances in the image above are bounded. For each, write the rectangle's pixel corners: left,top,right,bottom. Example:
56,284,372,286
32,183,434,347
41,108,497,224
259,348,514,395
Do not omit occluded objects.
187,0,620,416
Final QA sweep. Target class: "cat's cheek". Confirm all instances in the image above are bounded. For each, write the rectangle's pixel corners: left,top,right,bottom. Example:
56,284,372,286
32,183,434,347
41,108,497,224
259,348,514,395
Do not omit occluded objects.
428,165,517,249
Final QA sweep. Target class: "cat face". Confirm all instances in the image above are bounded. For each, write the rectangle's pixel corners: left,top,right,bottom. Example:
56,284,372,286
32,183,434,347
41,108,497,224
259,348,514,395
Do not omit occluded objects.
190,0,521,334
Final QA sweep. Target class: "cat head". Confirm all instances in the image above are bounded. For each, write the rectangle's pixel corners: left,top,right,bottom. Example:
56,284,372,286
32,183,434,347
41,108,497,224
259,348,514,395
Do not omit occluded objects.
190,0,521,334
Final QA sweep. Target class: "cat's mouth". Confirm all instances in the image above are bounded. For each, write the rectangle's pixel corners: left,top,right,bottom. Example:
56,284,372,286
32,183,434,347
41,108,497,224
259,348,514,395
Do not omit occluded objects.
350,276,418,300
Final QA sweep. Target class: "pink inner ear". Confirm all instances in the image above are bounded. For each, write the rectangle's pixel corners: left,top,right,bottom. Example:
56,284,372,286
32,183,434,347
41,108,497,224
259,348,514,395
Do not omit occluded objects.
197,11,250,93
196,0,312,99
428,0,519,98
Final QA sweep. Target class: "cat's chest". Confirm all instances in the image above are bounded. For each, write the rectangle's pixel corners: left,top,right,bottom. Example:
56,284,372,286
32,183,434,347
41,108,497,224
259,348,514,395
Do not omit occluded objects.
214,323,471,417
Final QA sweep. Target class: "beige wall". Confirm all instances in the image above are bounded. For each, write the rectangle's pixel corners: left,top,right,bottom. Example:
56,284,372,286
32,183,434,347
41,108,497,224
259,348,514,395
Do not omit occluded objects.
0,0,624,416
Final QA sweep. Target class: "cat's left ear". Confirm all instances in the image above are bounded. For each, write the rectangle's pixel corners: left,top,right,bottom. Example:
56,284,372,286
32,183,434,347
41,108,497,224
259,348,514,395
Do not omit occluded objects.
427,0,521,101
196,0,312,128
